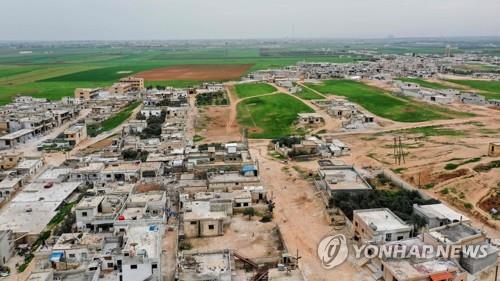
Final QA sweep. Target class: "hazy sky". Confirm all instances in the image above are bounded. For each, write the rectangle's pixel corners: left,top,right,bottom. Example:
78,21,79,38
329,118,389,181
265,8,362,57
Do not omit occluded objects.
1,0,499,40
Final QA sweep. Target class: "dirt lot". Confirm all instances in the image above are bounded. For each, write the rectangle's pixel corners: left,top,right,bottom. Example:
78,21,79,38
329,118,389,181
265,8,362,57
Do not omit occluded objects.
187,214,282,260
335,119,500,236
249,140,372,281
135,64,252,81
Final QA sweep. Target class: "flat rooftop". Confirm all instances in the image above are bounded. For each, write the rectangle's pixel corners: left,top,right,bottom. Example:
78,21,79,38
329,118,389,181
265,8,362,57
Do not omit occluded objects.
13,182,81,204
384,259,460,281
208,172,259,183
123,225,161,259
0,128,34,140
354,208,410,232
178,251,232,281
0,201,60,234
415,203,470,223
36,168,72,182
183,201,227,221
319,166,372,191
429,223,482,244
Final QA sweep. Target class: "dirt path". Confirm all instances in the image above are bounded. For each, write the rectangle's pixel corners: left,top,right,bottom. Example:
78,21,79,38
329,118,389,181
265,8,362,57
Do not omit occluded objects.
249,140,372,281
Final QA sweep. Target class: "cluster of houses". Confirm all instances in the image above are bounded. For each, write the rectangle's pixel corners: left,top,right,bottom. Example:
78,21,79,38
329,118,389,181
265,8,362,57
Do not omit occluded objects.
311,99,375,130
396,80,500,106
313,161,499,281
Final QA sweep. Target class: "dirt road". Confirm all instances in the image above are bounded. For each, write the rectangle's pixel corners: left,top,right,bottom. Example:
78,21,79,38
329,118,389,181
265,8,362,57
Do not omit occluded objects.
249,140,372,281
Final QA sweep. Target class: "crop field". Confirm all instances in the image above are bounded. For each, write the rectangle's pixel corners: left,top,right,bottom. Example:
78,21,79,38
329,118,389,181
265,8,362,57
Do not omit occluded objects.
292,86,325,100
87,101,141,136
445,79,500,100
237,93,314,138
135,64,252,81
234,83,277,98
0,46,366,105
307,80,471,122
396,78,453,90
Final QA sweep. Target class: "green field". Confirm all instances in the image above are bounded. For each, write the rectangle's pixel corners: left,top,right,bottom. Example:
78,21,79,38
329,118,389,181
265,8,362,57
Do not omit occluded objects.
234,83,277,98
0,46,367,105
88,101,141,136
292,86,325,100
237,93,314,138
307,80,471,122
396,78,452,90
446,79,500,100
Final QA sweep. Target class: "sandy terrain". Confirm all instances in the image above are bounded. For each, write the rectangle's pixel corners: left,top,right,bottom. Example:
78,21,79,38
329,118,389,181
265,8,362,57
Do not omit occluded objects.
135,64,252,81
187,215,282,260
336,119,500,236
249,140,372,281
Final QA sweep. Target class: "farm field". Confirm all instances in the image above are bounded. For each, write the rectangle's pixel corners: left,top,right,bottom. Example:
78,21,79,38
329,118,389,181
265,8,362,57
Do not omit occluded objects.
135,64,252,81
237,93,314,138
0,46,366,104
292,85,325,100
307,80,471,122
234,83,277,98
396,77,453,90
445,79,500,100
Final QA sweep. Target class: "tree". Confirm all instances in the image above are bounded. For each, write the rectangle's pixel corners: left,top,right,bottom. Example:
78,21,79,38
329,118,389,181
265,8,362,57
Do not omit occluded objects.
243,207,256,220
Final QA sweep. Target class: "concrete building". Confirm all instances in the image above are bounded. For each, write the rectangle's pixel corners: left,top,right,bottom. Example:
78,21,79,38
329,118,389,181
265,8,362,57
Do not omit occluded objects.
101,162,140,182
296,113,325,126
0,128,35,149
317,165,373,196
353,208,412,244
177,250,233,281
74,88,100,101
119,76,145,92
413,203,470,228
0,151,24,170
16,157,43,177
75,195,126,231
207,172,260,192
64,123,87,146
109,82,134,95
182,201,228,238
0,230,13,265
488,142,500,157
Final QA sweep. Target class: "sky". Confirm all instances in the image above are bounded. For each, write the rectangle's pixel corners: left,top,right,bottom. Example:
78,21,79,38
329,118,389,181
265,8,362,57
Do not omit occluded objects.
1,0,499,41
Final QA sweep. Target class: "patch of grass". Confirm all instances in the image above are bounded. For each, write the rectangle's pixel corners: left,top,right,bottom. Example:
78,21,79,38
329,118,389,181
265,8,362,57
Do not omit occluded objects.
473,160,500,172
234,83,276,98
307,80,467,122
88,101,141,136
397,125,465,137
446,79,500,100
292,86,325,100
396,78,453,90
441,188,450,195
392,167,407,174
237,93,314,139
193,135,204,142
445,157,481,170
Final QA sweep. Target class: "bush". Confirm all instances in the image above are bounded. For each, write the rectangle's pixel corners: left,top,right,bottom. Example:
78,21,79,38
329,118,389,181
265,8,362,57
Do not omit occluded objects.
179,241,192,251
260,213,273,223
243,207,256,220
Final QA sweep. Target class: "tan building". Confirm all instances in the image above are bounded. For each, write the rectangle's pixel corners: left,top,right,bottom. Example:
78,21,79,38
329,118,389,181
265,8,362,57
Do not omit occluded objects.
488,142,500,157
183,201,228,238
353,208,412,244
64,124,87,146
119,76,145,92
109,83,134,95
74,88,100,101
0,151,24,170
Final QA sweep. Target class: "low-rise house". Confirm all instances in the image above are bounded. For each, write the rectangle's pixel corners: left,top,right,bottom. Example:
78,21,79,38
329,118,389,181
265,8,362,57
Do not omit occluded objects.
140,162,164,182
101,162,140,183
75,195,127,231
207,171,260,192
316,165,372,196
117,224,162,281
64,123,87,146
176,250,233,281
69,162,104,183
115,190,168,228
119,76,145,92
413,203,470,228
353,208,412,244
109,82,134,95
0,151,24,170
182,200,228,238
0,176,23,199
488,142,500,157
0,128,35,149
459,93,487,105
74,88,100,101
296,113,325,126
16,157,43,177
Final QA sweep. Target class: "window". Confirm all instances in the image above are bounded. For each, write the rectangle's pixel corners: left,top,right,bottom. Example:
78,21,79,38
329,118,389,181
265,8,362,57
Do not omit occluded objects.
69,254,75,258
152,264,158,269
108,263,114,268
208,225,215,230
81,212,87,217
385,233,392,241
397,236,404,241
190,221,197,225
130,265,137,269
355,221,358,227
